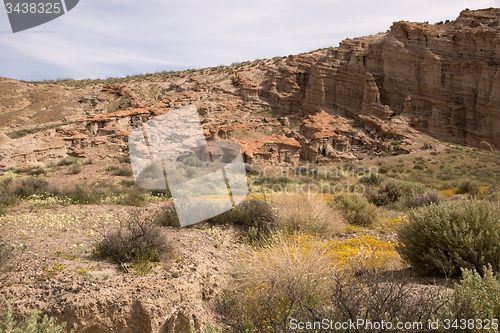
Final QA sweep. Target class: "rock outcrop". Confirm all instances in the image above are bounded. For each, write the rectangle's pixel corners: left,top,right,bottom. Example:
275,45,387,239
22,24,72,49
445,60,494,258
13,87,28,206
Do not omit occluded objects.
261,8,500,150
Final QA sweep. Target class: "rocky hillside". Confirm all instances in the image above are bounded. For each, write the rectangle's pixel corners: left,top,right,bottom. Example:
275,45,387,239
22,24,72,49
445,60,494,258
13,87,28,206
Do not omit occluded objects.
0,7,498,170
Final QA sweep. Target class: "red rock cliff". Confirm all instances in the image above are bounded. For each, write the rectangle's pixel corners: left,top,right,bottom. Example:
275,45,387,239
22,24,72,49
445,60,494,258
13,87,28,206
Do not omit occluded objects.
263,8,500,150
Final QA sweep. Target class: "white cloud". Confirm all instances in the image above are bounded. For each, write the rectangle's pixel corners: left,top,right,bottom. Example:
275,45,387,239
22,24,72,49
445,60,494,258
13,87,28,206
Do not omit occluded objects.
0,0,498,80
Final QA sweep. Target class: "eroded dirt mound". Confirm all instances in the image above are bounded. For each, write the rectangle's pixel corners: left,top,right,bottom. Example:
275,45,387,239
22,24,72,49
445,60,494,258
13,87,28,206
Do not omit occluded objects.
0,204,248,332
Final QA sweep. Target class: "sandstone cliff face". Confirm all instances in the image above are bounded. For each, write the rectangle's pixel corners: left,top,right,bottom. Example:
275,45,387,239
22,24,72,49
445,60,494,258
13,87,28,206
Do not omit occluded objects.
264,8,500,150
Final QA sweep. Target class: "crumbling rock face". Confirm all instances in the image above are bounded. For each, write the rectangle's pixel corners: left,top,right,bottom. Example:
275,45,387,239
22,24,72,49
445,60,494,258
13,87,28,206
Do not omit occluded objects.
260,8,500,150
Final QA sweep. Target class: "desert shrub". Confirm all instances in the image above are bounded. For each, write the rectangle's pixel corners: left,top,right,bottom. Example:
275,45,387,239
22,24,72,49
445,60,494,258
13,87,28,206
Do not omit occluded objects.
325,272,448,332
13,166,46,176
156,201,180,227
396,200,500,276
92,209,176,263
219,236,441,333
113,188,145,206
67,165,82,174
0,190,18,207
396,188,443,209
368,178,425,206
358,173,381,186
113,166,133,177
333,194,378,227
208,198,276,240
484,191,500,205
59,184,104,205
220,236,333,332
116,154,131,164
56,157,79,167
0,302,69,333
413,163,425,170
458,180,480,195
271,194,345,237
13,178,49,198
451,265,500,324
103,165,119,172
182,155,204,167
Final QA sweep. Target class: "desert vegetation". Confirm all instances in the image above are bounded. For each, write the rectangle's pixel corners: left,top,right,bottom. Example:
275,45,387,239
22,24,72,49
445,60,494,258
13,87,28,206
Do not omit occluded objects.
0,139,499,332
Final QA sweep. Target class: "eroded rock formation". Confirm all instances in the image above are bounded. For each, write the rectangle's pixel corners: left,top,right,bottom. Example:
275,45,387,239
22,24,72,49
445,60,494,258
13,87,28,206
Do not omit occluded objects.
263,8,500,150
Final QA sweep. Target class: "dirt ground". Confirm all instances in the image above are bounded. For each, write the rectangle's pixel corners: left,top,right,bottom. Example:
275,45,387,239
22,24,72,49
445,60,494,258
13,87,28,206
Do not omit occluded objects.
0,202,251,332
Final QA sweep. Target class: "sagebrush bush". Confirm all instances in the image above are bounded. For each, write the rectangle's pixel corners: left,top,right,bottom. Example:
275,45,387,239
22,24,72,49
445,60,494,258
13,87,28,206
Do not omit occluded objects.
396,188,443,209
271,194,345,237
396,200,500,276
208,197,276,240
92,209,176,263
67,165,82,175
13,166,46,176
113,166,134,177
458,180,480,195
451,265,500,325
358,173,381,186
182,155,204,167
368,179,425,206
13,178,49,198
333,194,378,227
0,302,69,333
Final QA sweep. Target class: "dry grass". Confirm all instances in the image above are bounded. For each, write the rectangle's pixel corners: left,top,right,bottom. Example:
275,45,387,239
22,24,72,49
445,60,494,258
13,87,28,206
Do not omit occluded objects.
228,235,333,331
270,194,345,237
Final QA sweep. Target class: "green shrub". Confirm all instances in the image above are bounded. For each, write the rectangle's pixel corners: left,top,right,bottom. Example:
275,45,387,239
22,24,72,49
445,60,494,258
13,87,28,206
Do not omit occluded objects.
182,155,204,167
13,166,46,176
396,188,443,209
458,180,480,195
209,198,276,240
413,163,425,170
452,265,500,323
358,173,381,186
56,158,79,167
67,165,82,174
59,184,104,205
396,200,500,276
333,194,378,227
379,166,389,174
92,209,176,264
13,178,49,198
368,179,425,206
0,302,69,333
113,167,133,177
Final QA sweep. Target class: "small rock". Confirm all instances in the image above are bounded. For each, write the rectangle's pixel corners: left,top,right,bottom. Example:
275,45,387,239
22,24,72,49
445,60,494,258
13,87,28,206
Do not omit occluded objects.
172,273,180,278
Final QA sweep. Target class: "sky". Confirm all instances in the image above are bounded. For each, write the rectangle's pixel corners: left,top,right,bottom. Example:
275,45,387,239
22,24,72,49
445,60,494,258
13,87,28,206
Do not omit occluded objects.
0,0,499,81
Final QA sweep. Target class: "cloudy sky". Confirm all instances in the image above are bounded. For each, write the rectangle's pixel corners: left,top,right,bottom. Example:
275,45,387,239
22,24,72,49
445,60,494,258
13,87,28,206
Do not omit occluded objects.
0,0,498,81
